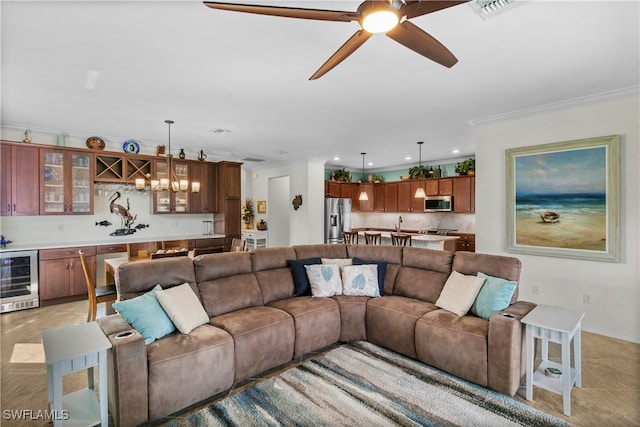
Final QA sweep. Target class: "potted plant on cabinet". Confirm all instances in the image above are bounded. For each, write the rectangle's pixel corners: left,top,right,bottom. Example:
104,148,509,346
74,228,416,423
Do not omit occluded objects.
331,168,352,182
455,159,476,176
408,165,429,179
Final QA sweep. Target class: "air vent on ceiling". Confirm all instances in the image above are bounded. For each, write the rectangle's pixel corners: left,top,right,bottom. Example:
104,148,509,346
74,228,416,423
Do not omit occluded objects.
242,157,266,162
470,0,519,19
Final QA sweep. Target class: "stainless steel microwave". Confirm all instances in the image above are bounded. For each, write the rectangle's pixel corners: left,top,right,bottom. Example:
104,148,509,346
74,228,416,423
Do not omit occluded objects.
424,195,453,212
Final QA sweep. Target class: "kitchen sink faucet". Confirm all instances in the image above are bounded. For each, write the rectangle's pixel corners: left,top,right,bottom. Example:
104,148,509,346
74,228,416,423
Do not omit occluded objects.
396,216,403,233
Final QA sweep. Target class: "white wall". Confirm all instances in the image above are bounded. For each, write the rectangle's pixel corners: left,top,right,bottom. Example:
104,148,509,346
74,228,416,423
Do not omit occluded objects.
245,160,325,247
475,92,640,343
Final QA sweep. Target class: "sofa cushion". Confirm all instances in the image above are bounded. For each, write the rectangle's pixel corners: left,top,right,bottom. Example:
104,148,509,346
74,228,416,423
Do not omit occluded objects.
211,306,295,382
435,271,485,316
194,251,252,282
198,273,263,317
112,285,175,345
287,257,321,296
252,247,298,304
293,244,347,260
116,257,196,300
347,245,402,294
366,295,438,358
352,257,386,295
322,257,353,267
332,295,370,342
268,296,340,358
416,309,489,387
146,324,234,420
305,264,342,297
452,251,521,304
341,264,380,297
156,283,209,334
471,272,517,320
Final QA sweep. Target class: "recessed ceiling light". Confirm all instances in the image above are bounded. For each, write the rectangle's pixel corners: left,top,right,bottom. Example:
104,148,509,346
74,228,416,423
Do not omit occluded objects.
368,162,373,166
452,149,460,154
333,156,340,161
405,156,412,161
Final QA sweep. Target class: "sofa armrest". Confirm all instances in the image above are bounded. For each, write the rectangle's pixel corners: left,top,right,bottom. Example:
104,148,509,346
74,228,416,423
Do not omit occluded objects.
487,301,536,396
97,315,149,427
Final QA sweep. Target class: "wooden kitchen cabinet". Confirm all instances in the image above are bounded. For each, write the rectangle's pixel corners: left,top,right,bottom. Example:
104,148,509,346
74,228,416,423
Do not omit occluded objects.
353,183,373,212
94,152,154,184
452,233,475,252
425,178,453,195
397,181,426,212
190,162,218,213
453,176,475,213
1,141,40,216
217,162,243,250
40,246,96,303
40,148,93,215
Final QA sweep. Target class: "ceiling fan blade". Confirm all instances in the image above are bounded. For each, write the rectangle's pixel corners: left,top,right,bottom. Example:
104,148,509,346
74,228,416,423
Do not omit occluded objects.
386,21,457,68
403,1,468,20
309,30,372,80
203,2,358,22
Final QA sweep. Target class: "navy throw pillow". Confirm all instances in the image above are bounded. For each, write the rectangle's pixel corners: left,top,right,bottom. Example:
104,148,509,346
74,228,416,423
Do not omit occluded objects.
287,258,322,296
353,257,387,296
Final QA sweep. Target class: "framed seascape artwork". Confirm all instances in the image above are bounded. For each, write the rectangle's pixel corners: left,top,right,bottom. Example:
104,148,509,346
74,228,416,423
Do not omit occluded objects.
505,135,620,262
257,200,267,214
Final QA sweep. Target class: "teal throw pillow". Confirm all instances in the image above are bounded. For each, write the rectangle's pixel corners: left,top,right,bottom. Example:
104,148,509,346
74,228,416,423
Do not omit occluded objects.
471,272,517,320
112,284,176,344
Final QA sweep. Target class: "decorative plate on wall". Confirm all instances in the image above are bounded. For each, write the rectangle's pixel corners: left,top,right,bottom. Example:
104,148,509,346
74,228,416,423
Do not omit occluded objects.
122,140,140,154
86,136,106,150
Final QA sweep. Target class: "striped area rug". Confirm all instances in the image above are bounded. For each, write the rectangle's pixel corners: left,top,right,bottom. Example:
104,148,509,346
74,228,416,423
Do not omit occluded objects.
165,341,568,427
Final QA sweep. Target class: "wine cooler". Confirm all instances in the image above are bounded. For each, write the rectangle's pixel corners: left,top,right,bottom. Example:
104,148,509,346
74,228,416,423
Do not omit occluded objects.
0,250,39,313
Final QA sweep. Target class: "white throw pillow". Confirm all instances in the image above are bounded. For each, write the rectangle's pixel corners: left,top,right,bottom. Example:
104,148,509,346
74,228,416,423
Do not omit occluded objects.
341,265,380,297
321,258,353,267
156,283,209,334
305,264,342,297
435,271,485,316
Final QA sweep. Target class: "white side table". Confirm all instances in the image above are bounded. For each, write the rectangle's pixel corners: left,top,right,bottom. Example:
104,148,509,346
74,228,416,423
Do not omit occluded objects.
42,322,112,427
521,304,585,416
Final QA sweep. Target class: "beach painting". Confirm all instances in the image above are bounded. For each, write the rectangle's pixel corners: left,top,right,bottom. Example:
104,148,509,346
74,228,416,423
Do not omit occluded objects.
506,135,620,262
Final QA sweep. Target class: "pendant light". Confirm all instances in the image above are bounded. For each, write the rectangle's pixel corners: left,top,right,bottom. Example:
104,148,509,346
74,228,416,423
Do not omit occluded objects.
359,152,369,201
138,120,200,193
414,141,426,199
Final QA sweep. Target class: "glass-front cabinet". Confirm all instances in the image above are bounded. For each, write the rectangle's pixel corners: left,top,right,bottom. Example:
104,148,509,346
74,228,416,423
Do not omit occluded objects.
152,160,190,214
41,149,93,215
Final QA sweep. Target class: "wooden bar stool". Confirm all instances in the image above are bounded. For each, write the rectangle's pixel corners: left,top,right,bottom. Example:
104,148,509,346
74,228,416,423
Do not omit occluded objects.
79,250,118,322
343,230,359,244
391,233,412,247
364,232,381,245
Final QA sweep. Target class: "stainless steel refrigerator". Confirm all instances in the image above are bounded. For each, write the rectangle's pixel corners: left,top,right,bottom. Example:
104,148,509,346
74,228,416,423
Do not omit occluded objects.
324,198,352,244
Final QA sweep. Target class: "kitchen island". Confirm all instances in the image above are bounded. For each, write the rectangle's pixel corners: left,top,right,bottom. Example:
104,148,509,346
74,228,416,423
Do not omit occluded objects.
355,230,458,251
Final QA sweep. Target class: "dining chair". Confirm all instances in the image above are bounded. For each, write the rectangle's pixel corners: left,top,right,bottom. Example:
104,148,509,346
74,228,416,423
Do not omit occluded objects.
193,246,224,256
364,232,381,245
150,250,189,259
79,250,118,322
230,238,247,252
391,233,412,247
343,230,360,244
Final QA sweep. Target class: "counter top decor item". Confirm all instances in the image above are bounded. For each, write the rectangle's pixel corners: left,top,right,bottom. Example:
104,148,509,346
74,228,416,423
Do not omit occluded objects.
122,140,140,154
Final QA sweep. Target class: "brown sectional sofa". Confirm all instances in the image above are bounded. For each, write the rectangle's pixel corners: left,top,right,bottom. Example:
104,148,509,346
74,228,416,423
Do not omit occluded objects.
97,244,535,426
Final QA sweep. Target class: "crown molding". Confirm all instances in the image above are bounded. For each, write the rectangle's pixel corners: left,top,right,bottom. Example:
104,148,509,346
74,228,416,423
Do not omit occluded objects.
468,86,640,128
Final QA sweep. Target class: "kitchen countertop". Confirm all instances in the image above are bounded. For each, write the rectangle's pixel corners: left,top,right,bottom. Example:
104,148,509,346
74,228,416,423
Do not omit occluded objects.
0,234,226,253
355,230,459,242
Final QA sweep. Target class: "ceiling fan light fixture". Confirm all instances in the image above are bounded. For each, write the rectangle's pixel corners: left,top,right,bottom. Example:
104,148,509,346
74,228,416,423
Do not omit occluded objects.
362,10,399,33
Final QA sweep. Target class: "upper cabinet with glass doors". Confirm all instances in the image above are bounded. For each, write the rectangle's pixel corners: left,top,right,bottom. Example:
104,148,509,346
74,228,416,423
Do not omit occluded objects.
41,149,93,215
151,159,190,214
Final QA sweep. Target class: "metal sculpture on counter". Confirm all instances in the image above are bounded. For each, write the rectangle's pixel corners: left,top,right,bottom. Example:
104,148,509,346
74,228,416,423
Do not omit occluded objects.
108,192,138,236
95,220,112,227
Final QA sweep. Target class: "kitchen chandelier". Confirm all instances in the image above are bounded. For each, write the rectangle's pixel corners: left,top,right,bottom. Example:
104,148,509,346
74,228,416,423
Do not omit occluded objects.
359,152,369,201
136,120,200,193
414,141,426,199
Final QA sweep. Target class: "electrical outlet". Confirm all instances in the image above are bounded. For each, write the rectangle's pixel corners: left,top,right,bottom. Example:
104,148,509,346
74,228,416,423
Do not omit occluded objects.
531,285,540,296
583,292,592,304
168,220,178,228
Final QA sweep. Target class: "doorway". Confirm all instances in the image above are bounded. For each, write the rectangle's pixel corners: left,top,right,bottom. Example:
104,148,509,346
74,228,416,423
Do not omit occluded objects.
268,176,290,247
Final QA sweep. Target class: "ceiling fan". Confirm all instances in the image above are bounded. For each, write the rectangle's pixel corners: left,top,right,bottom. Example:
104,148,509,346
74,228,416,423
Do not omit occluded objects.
203,0,467,79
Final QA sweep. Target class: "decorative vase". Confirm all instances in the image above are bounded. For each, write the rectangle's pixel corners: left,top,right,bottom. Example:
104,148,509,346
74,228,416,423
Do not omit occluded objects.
244,219,254,230
179,148,186,159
